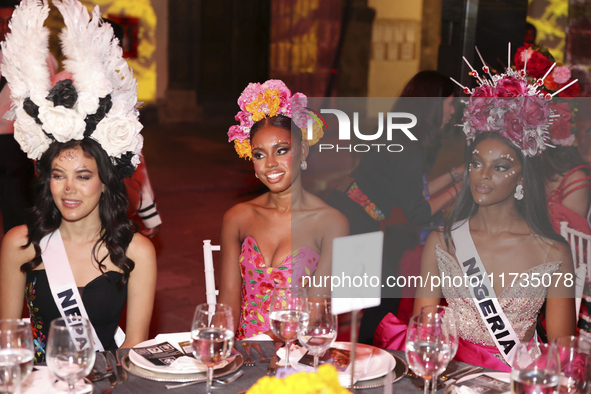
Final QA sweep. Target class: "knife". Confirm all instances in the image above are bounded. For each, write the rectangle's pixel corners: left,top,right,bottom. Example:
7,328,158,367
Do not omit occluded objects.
266,342,283,375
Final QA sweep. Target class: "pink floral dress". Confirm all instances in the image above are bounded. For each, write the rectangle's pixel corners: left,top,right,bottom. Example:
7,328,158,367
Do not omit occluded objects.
236,236,320,340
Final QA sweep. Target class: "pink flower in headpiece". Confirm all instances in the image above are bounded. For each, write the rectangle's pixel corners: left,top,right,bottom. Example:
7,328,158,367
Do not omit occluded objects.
291,93,309,128
472,85,495,97
550,119,573,142
502,112,524,143
521,129,544,157
227,125,249,142
552,66,571,84
466,97,493,131
235,110,254,128
238,83,263,112
520,96,550,128
262,80,292,114
495,77,528,97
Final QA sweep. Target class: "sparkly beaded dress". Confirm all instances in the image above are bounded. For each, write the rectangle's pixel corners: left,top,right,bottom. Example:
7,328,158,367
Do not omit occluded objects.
374,227,561,372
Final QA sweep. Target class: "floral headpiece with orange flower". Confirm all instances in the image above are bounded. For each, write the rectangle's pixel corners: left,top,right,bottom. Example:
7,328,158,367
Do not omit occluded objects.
227,79,323,160
452,45,579,157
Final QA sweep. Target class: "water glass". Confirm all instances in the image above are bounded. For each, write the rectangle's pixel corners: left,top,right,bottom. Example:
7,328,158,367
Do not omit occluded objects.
297,298,337,370
420,305,458,391
0,319,34,394
511,342,561,394
190,303,234,394
552,335,591,394
406,314,453,394
46,317,96,394
269,286,308,368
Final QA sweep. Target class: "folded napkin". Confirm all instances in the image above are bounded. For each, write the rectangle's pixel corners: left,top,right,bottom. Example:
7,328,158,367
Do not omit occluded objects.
22,367,92,394
151,332,234,372
276,344,373,387
243,333,273,341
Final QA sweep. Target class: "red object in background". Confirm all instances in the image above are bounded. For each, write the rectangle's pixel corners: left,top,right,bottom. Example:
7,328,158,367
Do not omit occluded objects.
107,15,139,59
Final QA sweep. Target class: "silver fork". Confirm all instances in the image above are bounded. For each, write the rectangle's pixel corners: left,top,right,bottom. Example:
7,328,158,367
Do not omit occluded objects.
250,343,270,363
242,342,255,366
165,370,244,389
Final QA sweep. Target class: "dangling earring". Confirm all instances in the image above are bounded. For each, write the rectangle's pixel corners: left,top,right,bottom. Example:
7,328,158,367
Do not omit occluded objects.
255,172,259,179
514,184,524,200
300,161,307,170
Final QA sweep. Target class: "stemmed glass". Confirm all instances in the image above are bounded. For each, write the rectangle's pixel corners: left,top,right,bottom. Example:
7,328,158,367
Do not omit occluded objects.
0,319,34,394
420,305,458,391
511,342,561,394
406,314,453,394
552,335,591,394
190,303,234,394
46,316,96,394
269,286,308,369
297,298,338,370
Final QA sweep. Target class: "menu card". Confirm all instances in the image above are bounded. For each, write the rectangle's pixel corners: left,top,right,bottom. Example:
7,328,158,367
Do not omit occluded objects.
132,341,191,366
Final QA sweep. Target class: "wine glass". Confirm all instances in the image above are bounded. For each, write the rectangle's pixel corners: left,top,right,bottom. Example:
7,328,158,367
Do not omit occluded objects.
511,342,561,394
420,305,458,391
190,303,234,394
0,319,34,394
552,335,591,394
406,314,453,394
297,298,337,370
269,286,308,369
46,316,96,394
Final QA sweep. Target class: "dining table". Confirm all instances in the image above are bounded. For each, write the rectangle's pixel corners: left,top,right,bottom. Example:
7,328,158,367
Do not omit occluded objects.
88,341,499,394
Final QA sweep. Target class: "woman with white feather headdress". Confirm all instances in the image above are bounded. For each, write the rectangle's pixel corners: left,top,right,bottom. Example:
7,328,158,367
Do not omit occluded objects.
0,0,156,363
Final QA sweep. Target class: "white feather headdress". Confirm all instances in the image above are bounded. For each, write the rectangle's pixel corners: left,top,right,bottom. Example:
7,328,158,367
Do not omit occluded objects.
1,0,142,177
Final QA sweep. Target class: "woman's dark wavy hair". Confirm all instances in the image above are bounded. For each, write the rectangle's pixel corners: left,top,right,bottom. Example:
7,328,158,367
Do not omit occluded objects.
391,70,456,148
542,145,589,181
443,132,566,247
22,138,136,286
249,114,301,143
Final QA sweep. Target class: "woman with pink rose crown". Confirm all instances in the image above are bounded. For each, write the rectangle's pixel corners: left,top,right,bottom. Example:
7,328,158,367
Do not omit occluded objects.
375,66,576,371
219,80,349,340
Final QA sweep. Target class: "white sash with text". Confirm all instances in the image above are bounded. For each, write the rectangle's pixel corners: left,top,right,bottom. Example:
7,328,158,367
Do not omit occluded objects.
451,220,520,366
40,230,103,351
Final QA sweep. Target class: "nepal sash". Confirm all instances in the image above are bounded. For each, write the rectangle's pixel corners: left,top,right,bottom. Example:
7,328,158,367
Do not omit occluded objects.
40,229,104,351
451,220,520,367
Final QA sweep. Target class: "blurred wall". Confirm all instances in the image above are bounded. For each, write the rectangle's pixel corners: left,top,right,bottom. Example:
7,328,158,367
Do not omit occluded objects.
81,0,158,103
367,0,422,97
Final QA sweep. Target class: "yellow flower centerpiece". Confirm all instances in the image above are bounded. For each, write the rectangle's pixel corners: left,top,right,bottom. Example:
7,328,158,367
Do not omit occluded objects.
246,365,351,394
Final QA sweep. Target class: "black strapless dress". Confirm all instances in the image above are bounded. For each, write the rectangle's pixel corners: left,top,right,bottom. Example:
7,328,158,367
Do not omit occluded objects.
25,270,127,363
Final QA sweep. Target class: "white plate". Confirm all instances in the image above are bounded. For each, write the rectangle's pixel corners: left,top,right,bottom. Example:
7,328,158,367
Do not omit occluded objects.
457,372,510,383
291,341,396,382
129,335,233,375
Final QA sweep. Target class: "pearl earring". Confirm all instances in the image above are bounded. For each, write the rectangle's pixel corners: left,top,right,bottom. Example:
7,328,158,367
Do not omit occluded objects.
300,161,307,170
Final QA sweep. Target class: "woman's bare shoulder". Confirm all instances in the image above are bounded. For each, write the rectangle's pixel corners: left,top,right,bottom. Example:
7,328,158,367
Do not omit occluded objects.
531,234,571,263
127,232,156,264
0,225,35,265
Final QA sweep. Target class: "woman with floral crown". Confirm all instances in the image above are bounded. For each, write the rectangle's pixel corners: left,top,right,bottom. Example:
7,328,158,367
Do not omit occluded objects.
0,0,156,363
374,57,576,371
218,80,349,340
